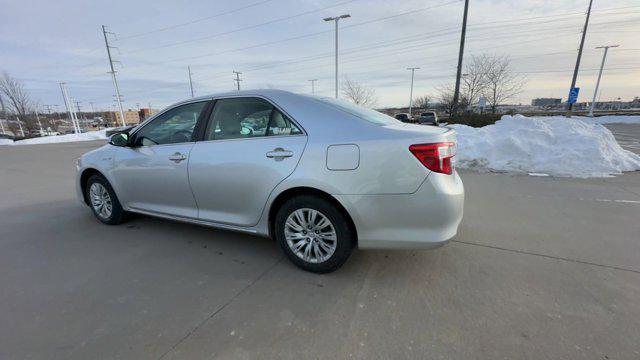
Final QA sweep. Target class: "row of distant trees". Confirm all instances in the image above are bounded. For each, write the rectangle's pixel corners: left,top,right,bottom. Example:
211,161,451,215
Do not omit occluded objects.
2,53,524,134
341,54,526,114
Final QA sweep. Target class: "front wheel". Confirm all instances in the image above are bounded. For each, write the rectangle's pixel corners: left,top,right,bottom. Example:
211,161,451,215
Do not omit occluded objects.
86,174,126,225
275,195,354,273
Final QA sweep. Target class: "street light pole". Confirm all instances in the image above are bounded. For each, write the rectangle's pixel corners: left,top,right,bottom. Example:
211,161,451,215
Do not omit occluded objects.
588,45,619,117
324,14,350,99
407,67,420,118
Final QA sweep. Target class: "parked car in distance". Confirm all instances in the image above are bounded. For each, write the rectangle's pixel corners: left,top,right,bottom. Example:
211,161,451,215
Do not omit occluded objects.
394,113,412,122
76,90,464,273
418,111,439,126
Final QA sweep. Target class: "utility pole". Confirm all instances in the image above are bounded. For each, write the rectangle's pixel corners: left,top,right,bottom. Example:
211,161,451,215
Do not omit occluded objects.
588,45,619,117
35,109,43,135
188,66,195,97
566,0,594,118
308,79,318,94
407,67,420,118
59,82,79,133
102,25,127,126
0,96,5,134
233,70,242,91
89,102,95,113
452,0,469,115
73,100,84,120
324,14,351,99
16,116,25,137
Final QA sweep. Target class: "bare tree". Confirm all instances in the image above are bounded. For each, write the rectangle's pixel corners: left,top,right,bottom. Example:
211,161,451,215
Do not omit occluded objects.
461,54,490,109
481,55,526,113
341,77,378,108
436,84,467,115
413,95,431,109
0,72,32,116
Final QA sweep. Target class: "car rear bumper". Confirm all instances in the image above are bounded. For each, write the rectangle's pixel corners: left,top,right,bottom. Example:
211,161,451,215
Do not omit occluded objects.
333,171,464,249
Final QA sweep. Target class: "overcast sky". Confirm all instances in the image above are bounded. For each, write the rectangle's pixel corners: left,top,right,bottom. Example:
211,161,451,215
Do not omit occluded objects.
1,0,638,111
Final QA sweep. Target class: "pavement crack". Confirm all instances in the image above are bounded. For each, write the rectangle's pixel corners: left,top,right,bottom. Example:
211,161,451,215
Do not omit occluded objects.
157,255,284,360
451,240,640,275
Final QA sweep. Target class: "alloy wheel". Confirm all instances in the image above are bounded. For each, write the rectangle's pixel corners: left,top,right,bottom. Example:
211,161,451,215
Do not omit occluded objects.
89,182,113,219
284,208,337,263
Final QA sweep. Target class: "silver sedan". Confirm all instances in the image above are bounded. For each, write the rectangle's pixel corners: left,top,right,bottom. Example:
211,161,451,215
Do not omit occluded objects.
76,90,464,272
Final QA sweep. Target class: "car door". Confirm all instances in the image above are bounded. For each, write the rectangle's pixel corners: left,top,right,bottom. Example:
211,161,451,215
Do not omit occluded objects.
188,96,307,226
111,100,209,218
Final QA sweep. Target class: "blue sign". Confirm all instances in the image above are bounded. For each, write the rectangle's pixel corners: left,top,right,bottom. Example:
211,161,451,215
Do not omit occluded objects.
568,87,580,104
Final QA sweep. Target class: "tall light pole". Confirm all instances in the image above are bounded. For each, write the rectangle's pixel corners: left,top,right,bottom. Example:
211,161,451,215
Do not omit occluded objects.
407,67,420,118
188,66,195,97
588,45,619,117
102,25,127,126
566,0,594,118
233,70,242,91
308,79,318,94
324,14,350,99
59,82,79,133
35,109,43,135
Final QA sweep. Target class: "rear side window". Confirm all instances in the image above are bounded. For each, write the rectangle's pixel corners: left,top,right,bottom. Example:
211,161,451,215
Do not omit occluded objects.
316,97,400,125
204,97,301,141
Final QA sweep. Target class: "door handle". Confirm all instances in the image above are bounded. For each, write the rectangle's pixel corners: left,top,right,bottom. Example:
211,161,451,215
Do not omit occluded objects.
266,148,294,159
169,152,187,163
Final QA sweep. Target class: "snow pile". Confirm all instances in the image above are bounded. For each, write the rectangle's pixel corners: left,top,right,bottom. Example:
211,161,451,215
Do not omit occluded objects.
1,129,111,146
450,115,640,177
0,138,13,145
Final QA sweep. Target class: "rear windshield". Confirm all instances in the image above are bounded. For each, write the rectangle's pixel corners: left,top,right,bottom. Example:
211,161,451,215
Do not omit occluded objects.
315,97,400,125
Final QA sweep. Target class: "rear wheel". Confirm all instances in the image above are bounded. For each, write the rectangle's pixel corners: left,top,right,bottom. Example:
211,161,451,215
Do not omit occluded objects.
86,174,126,225
275,195,353,273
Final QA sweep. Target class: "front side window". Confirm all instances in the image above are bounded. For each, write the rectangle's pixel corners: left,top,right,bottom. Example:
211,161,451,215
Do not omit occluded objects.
135,101,207,146
204,97,301,141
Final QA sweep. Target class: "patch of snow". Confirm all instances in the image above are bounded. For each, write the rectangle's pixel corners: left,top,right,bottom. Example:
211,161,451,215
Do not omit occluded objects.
450,114,640,178
575,115,640,125
1,129,112,146
0,139,13,145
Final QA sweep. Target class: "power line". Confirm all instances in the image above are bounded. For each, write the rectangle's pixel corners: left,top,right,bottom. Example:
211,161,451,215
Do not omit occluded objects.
117,0,276,40
125,0,360,54
123,0,460,67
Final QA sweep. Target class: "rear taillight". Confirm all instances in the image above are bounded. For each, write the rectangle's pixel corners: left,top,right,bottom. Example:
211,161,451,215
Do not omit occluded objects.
409,142,456,175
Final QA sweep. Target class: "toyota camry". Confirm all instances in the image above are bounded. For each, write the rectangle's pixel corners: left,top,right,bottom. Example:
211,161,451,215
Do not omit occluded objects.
76,90,464,273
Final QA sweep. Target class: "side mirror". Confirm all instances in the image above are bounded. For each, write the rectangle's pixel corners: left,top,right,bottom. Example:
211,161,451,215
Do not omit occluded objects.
109,133,129,147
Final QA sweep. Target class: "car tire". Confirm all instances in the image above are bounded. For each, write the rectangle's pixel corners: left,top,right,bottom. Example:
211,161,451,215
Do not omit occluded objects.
274,195,354,273
86,174,126,225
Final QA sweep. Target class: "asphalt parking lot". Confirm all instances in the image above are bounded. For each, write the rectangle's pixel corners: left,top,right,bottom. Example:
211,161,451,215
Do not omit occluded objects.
1,137,639,359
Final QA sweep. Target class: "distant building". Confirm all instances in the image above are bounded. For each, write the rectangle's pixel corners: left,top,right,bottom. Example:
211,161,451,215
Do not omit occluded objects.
139,108,159,120
113,110,142,125
532,98,562,107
